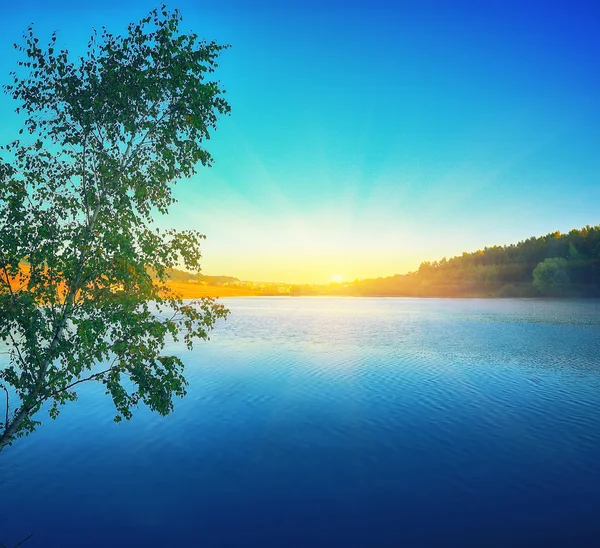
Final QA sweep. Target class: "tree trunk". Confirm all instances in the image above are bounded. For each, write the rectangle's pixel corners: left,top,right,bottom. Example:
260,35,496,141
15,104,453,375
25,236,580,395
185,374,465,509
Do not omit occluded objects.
0,406,30,452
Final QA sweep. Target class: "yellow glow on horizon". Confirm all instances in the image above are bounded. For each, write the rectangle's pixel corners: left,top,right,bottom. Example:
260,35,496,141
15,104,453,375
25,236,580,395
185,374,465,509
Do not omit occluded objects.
174,141,441,285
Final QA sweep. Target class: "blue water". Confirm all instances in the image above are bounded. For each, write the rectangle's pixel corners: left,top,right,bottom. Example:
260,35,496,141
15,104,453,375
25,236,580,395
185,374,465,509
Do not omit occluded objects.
2,298,600,546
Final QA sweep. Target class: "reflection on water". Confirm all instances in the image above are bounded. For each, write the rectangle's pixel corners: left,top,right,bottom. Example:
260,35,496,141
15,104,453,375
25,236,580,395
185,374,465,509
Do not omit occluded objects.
2,298,600,546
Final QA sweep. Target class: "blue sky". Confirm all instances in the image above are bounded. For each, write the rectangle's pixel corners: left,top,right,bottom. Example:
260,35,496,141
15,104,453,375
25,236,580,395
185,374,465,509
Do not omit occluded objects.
1,0,599,283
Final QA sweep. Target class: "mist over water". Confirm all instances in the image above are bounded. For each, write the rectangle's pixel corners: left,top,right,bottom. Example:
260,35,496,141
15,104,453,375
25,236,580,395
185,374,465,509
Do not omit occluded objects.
2,298,600,546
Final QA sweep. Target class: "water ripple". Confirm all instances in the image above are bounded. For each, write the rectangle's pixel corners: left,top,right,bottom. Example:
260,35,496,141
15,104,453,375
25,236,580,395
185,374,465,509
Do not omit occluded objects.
2,298,600,546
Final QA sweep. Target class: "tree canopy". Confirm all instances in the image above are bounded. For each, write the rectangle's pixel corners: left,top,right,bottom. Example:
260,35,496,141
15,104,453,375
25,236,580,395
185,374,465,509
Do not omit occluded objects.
290,225,600,298
0,6,230,451
533,257,570,296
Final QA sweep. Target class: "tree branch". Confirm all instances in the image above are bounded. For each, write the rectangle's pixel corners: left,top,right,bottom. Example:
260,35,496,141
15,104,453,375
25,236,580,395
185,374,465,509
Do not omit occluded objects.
15,534,35,547
0,384,9,428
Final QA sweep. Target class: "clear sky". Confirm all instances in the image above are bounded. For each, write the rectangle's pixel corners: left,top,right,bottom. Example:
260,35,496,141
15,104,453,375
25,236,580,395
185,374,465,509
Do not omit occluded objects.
1,0,599,283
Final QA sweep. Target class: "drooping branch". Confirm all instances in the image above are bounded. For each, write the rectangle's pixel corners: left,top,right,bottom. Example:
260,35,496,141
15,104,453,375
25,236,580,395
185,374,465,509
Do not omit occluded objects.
30,361,120,412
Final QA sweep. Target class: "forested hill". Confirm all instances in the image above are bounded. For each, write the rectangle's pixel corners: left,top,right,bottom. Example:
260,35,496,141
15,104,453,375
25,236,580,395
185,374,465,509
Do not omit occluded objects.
412,224,600,297
163,268,239,286
292,225,600,298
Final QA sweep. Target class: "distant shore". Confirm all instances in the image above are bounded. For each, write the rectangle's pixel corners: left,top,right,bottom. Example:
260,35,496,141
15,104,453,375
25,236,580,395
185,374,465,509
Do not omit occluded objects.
165,281,598,300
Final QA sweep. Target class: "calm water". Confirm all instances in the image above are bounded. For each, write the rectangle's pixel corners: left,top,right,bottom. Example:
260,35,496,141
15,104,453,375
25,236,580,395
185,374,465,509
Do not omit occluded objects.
2,298,600,546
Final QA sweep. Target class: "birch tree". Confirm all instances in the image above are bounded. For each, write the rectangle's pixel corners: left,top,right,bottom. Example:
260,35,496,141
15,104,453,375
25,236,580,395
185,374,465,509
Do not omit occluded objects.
0,6,230,451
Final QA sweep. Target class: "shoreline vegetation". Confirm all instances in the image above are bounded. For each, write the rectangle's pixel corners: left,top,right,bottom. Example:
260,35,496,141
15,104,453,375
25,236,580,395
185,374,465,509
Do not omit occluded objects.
166,225,600,299
9,225,600,300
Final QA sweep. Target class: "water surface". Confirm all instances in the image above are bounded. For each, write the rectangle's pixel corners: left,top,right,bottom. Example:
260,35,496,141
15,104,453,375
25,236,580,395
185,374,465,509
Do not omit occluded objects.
2,298,600,546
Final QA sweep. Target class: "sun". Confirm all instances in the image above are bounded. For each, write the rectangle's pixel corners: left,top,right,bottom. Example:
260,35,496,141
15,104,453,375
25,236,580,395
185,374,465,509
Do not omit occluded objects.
330,274,344,283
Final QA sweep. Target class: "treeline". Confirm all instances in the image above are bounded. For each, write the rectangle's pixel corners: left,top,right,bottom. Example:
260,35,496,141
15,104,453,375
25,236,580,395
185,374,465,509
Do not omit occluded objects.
292,225,600,298
157,268,240,286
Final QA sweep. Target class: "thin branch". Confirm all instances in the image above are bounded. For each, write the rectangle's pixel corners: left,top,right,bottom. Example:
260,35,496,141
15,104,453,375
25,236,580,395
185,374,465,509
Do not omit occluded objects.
47,239,57,324
14,534,34,547
121,98,174,172
0,264,17,308
6,331,28,373
31,358,120,410
0,384,9,427
82,139,91,225
1,262,44,372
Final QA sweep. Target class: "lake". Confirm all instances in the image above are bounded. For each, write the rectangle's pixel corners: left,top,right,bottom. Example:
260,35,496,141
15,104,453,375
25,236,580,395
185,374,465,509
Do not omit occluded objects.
2,297,600,546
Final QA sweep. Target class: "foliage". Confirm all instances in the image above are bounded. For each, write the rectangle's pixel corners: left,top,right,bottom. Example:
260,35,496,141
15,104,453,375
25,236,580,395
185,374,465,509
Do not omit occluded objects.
0,6,230,450
160,267,239,285
533,257,570,296
402,225,600,297
290,225,600,298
